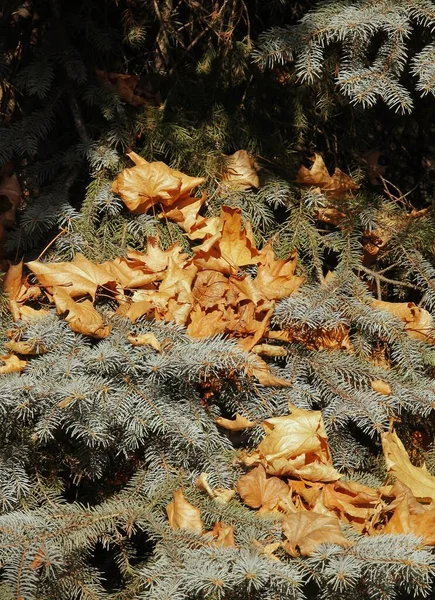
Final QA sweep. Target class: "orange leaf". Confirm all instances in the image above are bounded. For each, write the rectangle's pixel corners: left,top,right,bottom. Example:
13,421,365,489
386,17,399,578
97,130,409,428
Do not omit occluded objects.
211,522,237,547
27,254,115,300
282,512,351,556
237,464,289,509
52,287,111,338
382,430,435,501
0,354,26,374
221,150,259,190
215,413,256,431
166,489,203,532
372,300,435,344
112,152,205,213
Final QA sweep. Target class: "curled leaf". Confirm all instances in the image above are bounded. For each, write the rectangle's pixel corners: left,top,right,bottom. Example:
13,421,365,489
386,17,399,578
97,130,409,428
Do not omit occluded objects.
166,489,203,532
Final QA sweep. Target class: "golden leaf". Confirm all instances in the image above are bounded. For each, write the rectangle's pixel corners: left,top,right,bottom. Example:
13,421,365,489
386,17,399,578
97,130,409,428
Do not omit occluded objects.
96,70,146,107
296,154,359,199
193,206,261,274
282,512,351,556
237,464,289,509
371,379,392,395
27,254,115,300
254,246,305,301
215,413,256,431
126,332,162,351
52,287,111,338
161,193,207,233
166,489,203,532
3,260,23,321
0,354,27,374
192,270,229,308
251,344,288,357
221,150,259,190
112,151,205,213
4,340,43,355
372,300,435,344
382,430,435,501
196,473,215,498
211,522,237,547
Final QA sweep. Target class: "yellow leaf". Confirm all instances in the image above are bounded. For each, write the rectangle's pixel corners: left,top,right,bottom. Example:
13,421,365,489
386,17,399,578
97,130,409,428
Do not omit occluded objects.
371,379,392,395
254,246,305,301
211,522,237,547
112,152,205,213
372,300,435,344
382,430,435,501
0,354,26,374
161,193,207,233
52,287,111,338
166,489,203,532
215,413,256,431
27,254,115,300
221,150,259,190
4,340,43,355
126,332,161,351
282,512,351,557
193,207,261,274
297,153,359,199
237,465,289,509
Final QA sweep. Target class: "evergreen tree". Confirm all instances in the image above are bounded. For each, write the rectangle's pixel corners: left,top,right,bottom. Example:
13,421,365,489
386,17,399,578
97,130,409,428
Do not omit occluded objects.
0,1,435,599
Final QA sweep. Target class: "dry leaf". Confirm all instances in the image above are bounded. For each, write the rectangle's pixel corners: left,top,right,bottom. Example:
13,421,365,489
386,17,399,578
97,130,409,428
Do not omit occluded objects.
254,245,305,301
196,473,215,498
126,332,162,351
211,522,236,547
215,413,256,430
237,465,289,509
96,70,146,107
52,287,111,338
251,344,288,357
282,512,351,556
0,354,27,374
382,430,435,501
4,340,43,355
372,300,434,344
166,489,203,532
221,150,259,190
193,206,261,274
297,154,359,199
112,152,205,214
213,488,236,504
371,379,391,395
27,254,115,301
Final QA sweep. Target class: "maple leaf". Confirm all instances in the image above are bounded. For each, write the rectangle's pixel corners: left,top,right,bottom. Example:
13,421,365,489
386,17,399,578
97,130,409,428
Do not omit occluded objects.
372,300,435,344
96,70,146,107
193,206,261,274
0,354,27,374
297,153,359,199
166,489,203,532
282,512,351,556
237,465,289,509
382,430,435,501
161,193,207,233
27,254,115,301
126,332,162,351
215,413,256,431
255,245,305,301
192,270,229,308
220,150,259,190
210,522,237,547
52,287,111,339
112,152,205,213
3,260,24,321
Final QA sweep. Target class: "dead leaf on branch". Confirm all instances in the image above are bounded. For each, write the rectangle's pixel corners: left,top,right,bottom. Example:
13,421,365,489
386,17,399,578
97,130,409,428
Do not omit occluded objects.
166,489,203,533
0,354,27,374
282,512,351,556
382,430,435,501
112,151,205,214
297,153,359,200
237,465,290,510
215,413,256,431
52,287,111,339
372,300,435,344
220,150,260,191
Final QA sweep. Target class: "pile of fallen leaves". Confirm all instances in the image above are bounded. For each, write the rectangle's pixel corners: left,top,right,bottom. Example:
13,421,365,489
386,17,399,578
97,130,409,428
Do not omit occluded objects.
169,406,435,555
2,152,435,555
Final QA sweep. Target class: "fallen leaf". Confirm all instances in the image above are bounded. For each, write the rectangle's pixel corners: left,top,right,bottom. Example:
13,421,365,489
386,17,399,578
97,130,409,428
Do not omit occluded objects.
215,413,256,431
282,512,351,556
52,287,111,338
166,489,203,532
27,254,115,301
112,151,205,213
371,379,392,395
211,522,236,547
237,465,289,509
196,473,215,498
0,354,27,374
221,150,259,190
372,300,434,344
297,154,359,200
96,69,146,107
126,332,162,351
382,430,435,501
